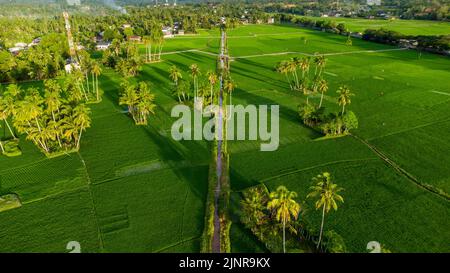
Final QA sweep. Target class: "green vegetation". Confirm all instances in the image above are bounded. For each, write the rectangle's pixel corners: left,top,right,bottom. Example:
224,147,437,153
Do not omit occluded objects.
0,12,449,254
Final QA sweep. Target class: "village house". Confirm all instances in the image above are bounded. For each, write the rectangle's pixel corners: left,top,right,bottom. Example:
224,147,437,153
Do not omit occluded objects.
128,35,142,42
267,17,275,24
162,27,174,38
95,41,111,51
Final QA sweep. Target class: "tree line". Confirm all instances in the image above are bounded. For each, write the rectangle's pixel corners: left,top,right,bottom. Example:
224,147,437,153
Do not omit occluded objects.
0,79,93,156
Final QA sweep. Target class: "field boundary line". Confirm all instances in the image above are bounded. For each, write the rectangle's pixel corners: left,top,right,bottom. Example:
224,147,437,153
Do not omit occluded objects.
351,134,449,201
366,118,450,142
0,157,51,174
154,235,200,253
21,185,89,205
232,48,407,59
77,152,105,251
259,157,379,183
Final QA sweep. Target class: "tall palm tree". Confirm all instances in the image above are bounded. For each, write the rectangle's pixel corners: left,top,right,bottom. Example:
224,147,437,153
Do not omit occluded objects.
169,65,182,87
267,186,301,253
299,57,311,78
336,85,354,115
92,62,102,101
287,59,299,89
241,187,269,239
190,64,201,98
224,78,236,106
314,55,326,77
72,104,91,149
307,172,344,249
275,61,293,90
0,96,17,139
206,71,218,106
318,79,329,108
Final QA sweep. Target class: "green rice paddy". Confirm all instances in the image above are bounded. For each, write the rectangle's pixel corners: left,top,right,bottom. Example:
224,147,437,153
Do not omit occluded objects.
0,23,449,253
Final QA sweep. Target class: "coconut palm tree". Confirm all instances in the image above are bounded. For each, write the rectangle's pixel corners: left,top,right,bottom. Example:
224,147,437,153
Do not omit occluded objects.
299,57,311,79
318,79,329,108
241,187,269,239
224,78,236,106
119,82,139,117
190,64,201,98
72,104,91,149
206,71,218,105
169,65,182,87
336,85,354,115
267,186,301,253
307,172,344,249
287,59,299,89
136,82,156,125
275,61,293,90
314,55,326,77
0,96,17,139
92,62,102,101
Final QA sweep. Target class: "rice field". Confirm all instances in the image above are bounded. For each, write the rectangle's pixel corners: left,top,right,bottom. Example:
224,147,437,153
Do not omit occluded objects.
0,23,449,252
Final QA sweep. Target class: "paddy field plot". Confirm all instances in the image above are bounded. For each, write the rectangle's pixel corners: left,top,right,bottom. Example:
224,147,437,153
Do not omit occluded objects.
0,24,449,252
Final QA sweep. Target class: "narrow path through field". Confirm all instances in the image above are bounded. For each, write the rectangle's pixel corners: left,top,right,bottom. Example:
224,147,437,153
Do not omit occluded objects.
211,29,227,254
350,134,449,201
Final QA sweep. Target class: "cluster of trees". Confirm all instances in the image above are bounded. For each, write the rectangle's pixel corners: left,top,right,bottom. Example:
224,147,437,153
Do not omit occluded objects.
0,79,92,155
282,14,349,35
241,172,344,253
119,81,156,126
0,33,69,83
169,64,236,108
363,28,450,52
276,55,358,137
102,40,141,77
142,23,165,63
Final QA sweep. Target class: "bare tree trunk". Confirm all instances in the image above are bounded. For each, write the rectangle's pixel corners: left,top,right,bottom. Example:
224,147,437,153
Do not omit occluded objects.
319,92,324,108
283,218,286,253
317,205,326,249
5,119,16,139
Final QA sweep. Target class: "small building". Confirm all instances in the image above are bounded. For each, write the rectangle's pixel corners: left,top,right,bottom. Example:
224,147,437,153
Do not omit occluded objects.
267,18,275,24
177,30,185,36
122,24,131,29
8,47,23,55
95,41,111,51
65,62,81,74
128,35,142,42
14,42,27,49
162,27,174,39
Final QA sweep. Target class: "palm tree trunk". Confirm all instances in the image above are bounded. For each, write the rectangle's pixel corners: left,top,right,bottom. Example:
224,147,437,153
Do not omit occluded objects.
0,140,4,153
283,218,286,253
210,85,213,106
85,73,90,94
317,205,326,249
5,119,16,139
77,124,84,149
319,92,324,108
342,104,345,115
35,118,42,133
96,75,99,101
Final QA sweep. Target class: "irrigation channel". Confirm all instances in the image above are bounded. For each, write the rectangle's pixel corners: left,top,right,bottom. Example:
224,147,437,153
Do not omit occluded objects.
211,27,230,253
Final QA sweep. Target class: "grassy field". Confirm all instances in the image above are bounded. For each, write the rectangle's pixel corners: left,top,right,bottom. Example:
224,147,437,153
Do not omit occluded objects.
304,16,450,35
0,23,449,252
